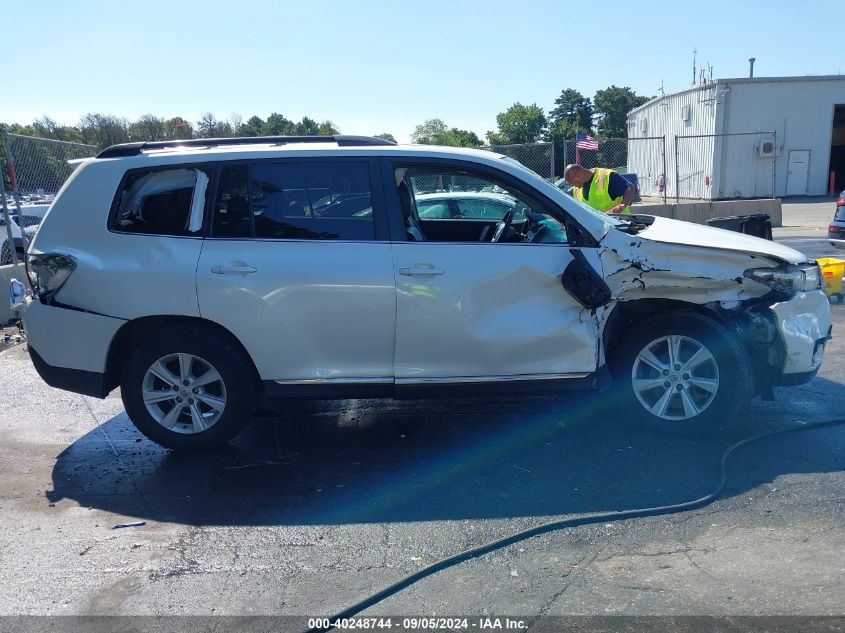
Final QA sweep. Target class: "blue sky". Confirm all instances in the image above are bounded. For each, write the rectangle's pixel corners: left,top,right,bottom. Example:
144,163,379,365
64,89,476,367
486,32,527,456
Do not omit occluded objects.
2,0,842,142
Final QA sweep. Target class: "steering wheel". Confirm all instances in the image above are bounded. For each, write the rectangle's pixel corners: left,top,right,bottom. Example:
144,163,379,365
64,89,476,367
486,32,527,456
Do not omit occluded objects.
491,209,515,243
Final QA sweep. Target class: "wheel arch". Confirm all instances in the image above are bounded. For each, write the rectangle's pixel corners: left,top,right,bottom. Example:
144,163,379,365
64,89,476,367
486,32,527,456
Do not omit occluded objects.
104,315,262,393
602,298,725,360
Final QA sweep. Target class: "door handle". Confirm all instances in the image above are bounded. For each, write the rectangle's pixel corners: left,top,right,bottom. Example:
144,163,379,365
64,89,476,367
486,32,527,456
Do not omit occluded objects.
211,264,257,274
399,267,445,276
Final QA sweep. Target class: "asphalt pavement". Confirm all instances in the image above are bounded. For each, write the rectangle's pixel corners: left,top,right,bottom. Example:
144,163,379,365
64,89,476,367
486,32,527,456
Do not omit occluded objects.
0,200,843,622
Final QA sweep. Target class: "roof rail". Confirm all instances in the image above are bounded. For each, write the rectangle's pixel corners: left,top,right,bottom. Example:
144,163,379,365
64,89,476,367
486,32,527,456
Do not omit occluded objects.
96,135,396,159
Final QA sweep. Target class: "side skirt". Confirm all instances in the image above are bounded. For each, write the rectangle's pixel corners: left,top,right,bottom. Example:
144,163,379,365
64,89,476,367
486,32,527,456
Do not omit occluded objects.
260,369,609,401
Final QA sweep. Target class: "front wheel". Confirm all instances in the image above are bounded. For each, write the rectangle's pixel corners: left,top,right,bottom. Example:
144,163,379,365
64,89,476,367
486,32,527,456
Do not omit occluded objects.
121,323,258,450
608,312,754,434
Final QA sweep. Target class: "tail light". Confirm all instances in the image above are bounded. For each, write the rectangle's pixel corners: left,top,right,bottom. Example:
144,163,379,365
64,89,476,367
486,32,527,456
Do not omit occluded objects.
830,225,840,232
838,196,845,206
29,253,76,301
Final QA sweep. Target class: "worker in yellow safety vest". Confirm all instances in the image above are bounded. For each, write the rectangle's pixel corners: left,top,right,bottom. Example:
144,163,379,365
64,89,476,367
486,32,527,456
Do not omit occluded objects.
563,164,634,214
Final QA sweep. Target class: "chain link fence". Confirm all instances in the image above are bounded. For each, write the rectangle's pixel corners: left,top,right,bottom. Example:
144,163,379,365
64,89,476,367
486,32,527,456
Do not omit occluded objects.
3,133,98,201
675,131,775,200
480,142,554,179
1,133,99,264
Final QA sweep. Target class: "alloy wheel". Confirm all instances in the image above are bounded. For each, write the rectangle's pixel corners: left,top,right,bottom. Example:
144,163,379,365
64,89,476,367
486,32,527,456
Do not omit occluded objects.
141,353,227,434
631,334,720,421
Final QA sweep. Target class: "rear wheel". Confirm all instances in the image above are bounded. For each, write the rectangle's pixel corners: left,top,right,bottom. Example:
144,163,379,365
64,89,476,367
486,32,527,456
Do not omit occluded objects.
609,312,754,434
121,323,257,450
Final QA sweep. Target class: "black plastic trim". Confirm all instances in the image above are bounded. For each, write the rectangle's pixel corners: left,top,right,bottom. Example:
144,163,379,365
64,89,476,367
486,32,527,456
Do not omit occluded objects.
29,346,111,399
774,369,819,386
97,135,396,158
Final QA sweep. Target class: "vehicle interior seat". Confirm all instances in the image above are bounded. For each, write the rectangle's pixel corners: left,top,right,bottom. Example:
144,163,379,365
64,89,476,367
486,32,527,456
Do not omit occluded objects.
398,180,426,241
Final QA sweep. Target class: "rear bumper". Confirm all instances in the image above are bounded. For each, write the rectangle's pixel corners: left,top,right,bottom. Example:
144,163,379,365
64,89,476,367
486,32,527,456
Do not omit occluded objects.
29,345,111,398
20,298,125,397
770,290,832,385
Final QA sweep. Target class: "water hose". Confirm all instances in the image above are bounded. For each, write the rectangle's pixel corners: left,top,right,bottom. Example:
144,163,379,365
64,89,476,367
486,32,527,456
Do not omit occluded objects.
310,417,845,631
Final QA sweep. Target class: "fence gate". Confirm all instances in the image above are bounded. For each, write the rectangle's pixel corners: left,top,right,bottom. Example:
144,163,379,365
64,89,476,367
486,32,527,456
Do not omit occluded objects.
674,131,776,201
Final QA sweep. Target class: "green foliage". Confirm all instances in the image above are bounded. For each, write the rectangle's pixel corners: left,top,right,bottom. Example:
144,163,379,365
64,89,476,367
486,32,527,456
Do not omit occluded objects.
411,119,447,144
487,103,547,145
374,133,397,143
593,86,649,138
317,121,340,135
129,114,167,141
412,119,482,147
78,113,130,147
549,89,593,134
239,116,265,137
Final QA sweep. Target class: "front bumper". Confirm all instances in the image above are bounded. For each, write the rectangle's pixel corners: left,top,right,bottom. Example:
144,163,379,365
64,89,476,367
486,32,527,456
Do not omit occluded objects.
770,289,832,383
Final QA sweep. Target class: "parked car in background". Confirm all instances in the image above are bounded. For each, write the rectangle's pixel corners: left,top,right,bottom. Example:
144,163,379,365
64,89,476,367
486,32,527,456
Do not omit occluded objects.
13,135,831,450
416,191,520,220
827,190,845,249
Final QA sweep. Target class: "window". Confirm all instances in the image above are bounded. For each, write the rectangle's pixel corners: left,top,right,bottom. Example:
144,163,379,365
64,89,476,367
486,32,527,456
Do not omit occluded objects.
111,167,210,236
397,166,565,244
212,161,375,240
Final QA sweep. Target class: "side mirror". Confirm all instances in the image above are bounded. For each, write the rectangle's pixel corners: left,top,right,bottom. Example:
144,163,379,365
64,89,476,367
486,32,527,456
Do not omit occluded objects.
561,249,612,309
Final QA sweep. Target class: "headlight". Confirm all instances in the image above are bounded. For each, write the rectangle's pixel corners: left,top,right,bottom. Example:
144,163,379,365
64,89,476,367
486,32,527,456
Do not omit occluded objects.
744,263,821,296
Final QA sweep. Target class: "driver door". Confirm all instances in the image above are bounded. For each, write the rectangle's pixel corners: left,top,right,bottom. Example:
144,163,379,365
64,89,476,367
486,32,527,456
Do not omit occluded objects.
385,159,600,384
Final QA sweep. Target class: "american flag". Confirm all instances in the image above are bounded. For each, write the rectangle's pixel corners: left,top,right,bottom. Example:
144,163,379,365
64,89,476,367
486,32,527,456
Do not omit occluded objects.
575,132,598,151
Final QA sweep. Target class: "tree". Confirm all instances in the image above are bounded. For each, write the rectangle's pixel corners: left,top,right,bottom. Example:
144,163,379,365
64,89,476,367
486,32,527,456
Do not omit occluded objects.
292,116,318,135
262,113,295,136
487,103,547,145
78,113,130,148
411,119,482,147
317,121,340,135
164,117,193,139
593,86,649,138
129,114,167,141
440,128,482,147
550,89,593,132
238,115,264,137
412,118,448,144
374,133,396,143
196,112,233,138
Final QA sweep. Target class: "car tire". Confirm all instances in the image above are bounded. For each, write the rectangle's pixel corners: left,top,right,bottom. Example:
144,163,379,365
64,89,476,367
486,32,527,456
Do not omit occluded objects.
608,312,754,434
120,323,258,450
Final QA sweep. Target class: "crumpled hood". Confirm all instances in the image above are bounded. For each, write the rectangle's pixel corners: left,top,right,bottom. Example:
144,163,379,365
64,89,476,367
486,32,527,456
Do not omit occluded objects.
634,215,806,265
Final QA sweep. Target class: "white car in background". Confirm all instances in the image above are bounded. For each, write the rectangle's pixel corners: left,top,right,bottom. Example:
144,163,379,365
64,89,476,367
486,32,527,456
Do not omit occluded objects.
12,135,831,450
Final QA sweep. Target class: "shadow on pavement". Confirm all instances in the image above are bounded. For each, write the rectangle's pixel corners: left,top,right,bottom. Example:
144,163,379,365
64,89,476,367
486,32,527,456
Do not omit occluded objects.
47,379,845,527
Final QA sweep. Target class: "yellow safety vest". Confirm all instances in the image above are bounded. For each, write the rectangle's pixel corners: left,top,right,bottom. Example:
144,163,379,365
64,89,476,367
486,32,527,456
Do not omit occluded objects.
573,168,631,214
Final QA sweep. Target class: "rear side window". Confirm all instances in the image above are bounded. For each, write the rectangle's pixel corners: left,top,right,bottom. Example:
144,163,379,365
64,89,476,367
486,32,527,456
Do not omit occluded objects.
111,167,210,236
212,161,375,240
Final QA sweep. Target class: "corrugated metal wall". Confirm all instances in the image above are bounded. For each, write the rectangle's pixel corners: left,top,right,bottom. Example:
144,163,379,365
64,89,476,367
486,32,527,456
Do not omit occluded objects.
627,84,718,198
629,77,845,198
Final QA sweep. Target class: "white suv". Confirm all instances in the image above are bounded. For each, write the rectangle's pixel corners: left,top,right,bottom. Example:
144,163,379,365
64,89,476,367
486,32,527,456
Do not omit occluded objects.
14,135,831,450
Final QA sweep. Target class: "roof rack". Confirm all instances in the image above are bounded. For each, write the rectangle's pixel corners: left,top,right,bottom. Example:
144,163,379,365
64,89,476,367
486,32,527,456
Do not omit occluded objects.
96,135,396,159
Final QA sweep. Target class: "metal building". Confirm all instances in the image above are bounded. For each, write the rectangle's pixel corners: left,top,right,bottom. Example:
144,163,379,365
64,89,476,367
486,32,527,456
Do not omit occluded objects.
627,75,845,199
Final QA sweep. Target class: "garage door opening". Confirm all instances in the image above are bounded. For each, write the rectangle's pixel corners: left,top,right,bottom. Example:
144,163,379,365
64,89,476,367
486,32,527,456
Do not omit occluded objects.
829,104,845,193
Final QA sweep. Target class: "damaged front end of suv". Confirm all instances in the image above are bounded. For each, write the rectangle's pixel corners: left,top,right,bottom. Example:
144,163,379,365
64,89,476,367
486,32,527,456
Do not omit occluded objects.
590,215,831,406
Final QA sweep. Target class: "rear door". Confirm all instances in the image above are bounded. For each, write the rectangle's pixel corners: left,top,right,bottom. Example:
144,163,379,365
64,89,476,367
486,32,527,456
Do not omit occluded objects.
196,157,396,383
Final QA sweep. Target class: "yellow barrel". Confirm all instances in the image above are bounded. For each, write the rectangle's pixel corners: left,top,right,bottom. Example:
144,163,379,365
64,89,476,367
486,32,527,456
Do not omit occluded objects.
817,257,845,298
